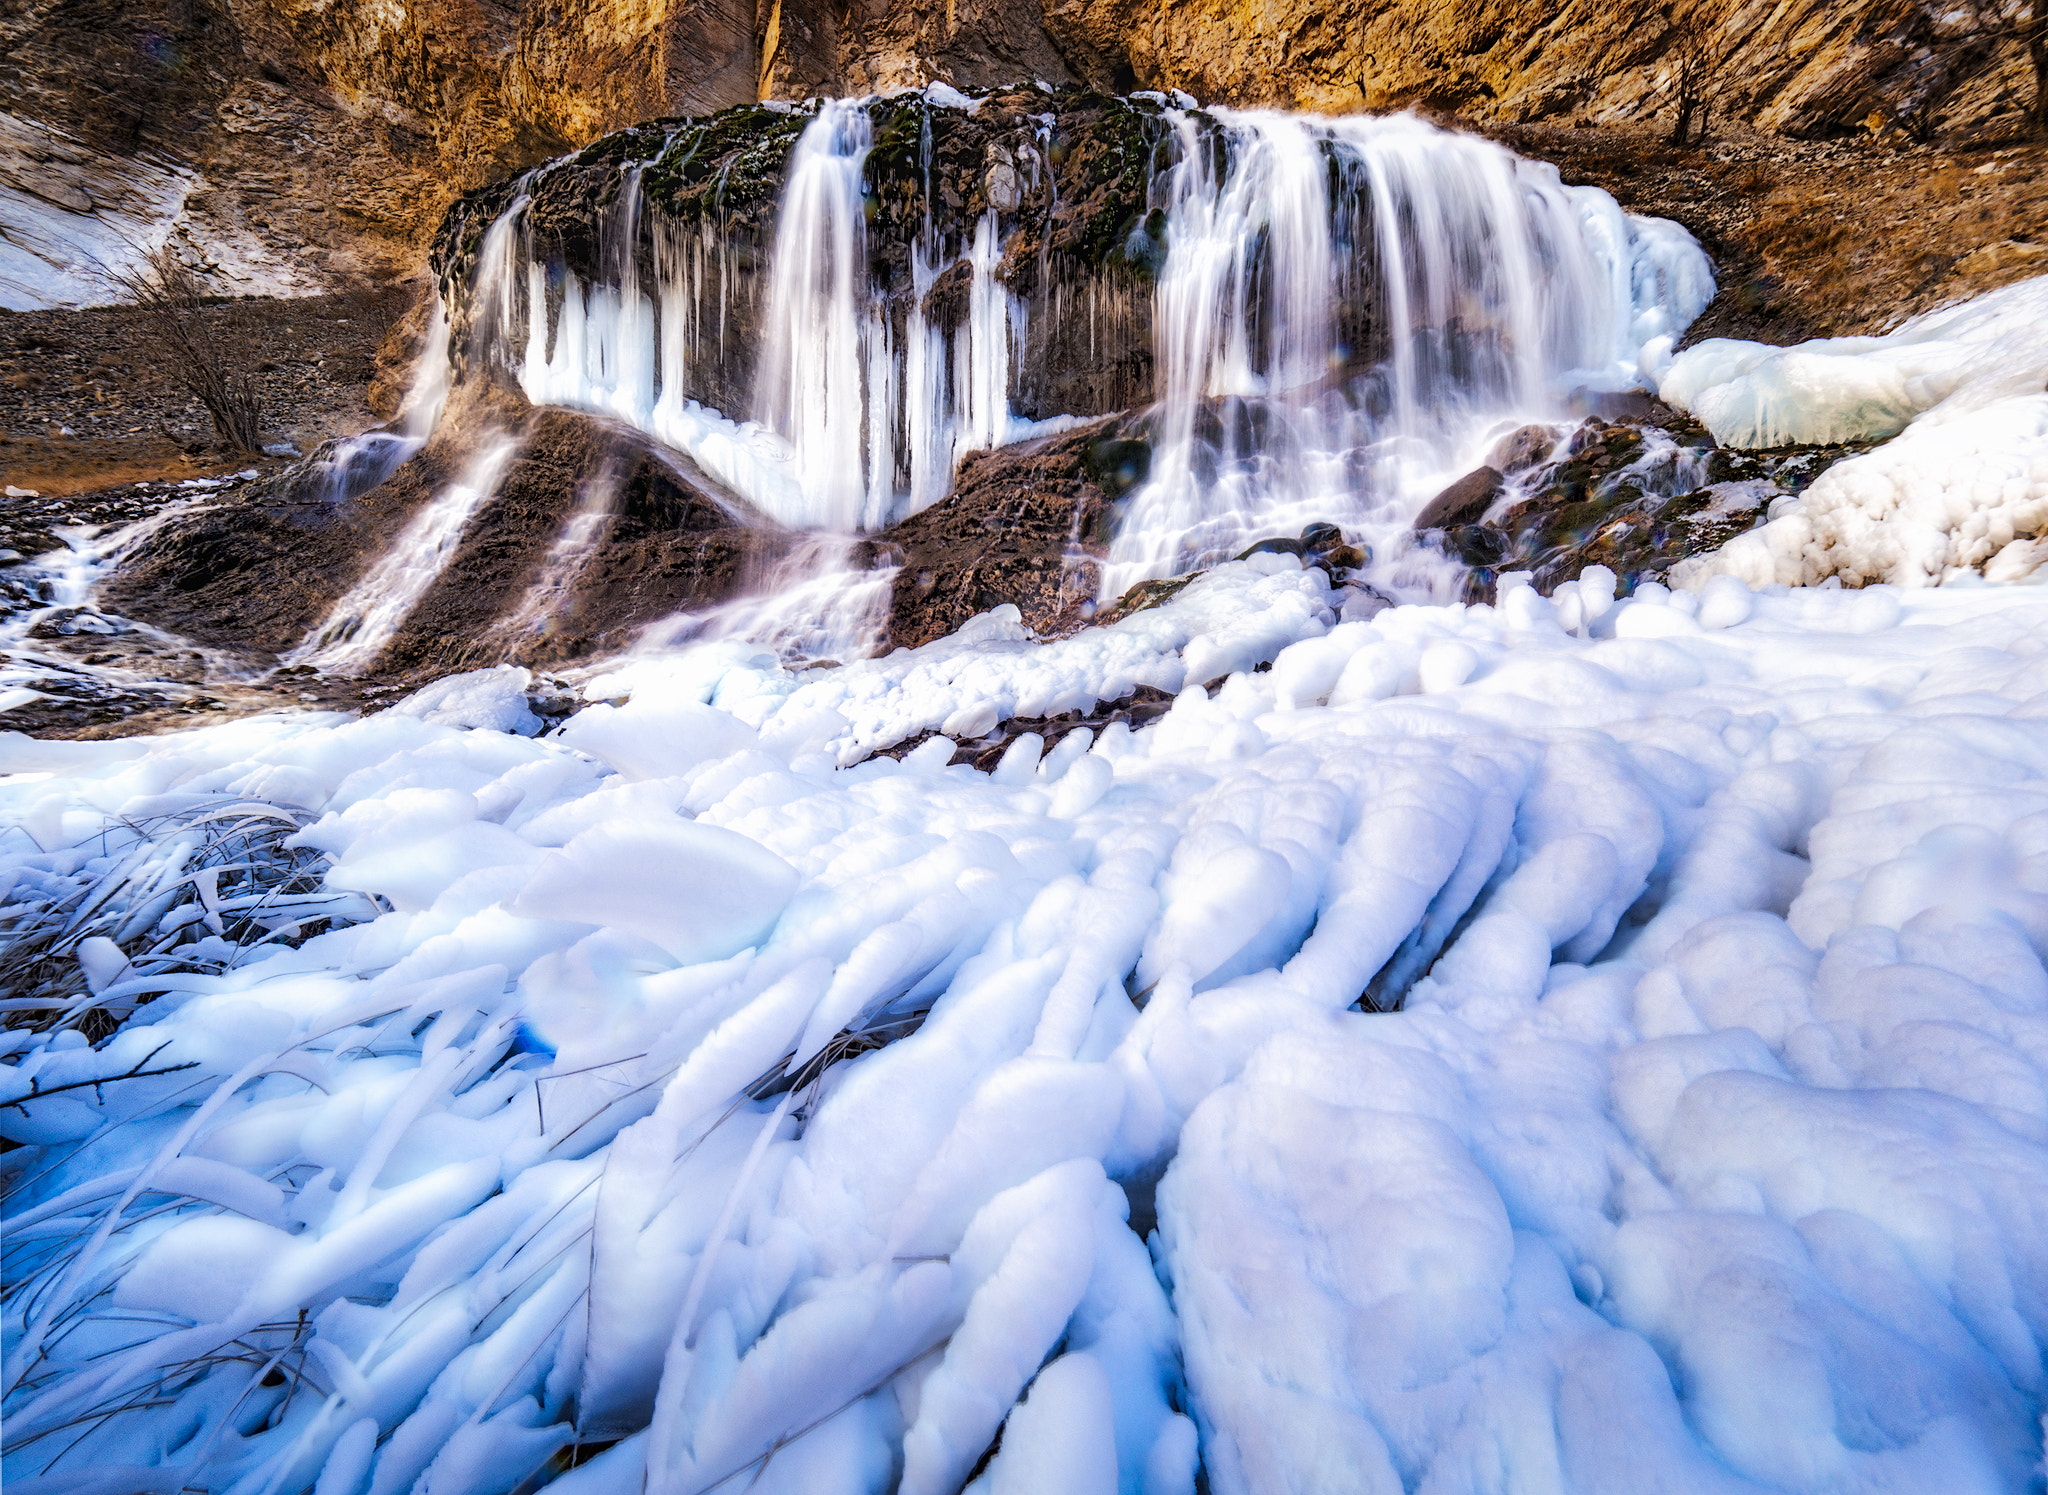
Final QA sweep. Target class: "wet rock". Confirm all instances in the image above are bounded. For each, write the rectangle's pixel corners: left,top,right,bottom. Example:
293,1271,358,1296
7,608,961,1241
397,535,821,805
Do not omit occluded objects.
1414,466,1504,530
870,685,1180,769
921,260,975,332
881,416,1130,649
1426,415,1866,601
1082,434,1151,495
26,608,127,639
102,380,788,679
1104,574,1200,620
1484,424,1562,475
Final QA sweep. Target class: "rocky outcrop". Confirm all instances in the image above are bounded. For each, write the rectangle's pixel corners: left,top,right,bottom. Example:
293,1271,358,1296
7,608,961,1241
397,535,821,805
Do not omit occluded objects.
102,380,804,677
1042,0,2033,142
880,416,1134,648
1422,413,1870,601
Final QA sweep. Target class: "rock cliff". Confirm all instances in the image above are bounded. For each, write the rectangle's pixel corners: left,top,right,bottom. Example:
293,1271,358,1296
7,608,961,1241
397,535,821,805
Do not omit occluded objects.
3,0,2039,309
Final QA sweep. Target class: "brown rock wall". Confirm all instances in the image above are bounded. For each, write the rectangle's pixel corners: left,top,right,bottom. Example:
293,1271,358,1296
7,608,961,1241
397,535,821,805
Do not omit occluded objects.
6,0,2042,314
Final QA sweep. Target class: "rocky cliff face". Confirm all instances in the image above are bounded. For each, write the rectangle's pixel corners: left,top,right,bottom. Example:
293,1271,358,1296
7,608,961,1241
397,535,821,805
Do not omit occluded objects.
3,0,2037,310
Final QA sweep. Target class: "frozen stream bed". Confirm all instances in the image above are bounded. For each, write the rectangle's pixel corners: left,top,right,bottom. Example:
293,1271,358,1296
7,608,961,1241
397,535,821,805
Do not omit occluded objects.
6,561,2048,1494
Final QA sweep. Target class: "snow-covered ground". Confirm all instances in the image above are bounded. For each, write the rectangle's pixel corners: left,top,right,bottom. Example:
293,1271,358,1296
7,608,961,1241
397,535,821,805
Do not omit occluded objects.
7,561,2048,1494
0,113,322,310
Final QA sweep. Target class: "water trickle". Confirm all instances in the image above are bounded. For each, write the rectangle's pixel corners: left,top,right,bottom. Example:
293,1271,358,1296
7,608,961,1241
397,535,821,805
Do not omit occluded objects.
290,434,521,674
635,536,897,665
306,297,453,505
490,470,619,649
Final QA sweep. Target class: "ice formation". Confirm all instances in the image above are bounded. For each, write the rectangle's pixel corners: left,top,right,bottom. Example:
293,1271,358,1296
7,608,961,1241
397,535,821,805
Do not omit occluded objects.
9,570,2048,1494
1660,274,2048,451
1665,275,2048,590
460,94,1712,587
502,95,1055,536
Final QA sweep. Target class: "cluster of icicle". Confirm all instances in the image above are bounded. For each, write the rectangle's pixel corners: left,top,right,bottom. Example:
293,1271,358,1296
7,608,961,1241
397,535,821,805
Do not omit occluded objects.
488,102,1042,535
447,90,1712,587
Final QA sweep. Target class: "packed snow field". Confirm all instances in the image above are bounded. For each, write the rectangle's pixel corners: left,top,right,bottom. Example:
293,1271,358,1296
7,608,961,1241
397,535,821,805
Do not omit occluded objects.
8,557,2048,1494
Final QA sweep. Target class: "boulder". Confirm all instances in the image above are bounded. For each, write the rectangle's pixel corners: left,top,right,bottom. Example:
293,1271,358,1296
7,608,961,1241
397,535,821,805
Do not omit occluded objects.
1414,466,1504,530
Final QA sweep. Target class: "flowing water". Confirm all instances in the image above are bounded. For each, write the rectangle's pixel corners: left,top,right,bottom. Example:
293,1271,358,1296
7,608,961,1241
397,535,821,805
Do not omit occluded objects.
289,93,1715,676
303,300,454,506
633,535,898,664
288,434,522,674
1106,108,1712,597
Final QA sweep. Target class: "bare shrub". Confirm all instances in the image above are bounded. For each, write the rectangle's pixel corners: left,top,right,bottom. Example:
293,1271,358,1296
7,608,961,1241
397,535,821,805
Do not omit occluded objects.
102,245,265,455
1664,6,1717,147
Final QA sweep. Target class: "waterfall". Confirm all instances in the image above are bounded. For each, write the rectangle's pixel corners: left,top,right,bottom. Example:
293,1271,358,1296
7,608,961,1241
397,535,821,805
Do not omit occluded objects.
751,103,883,529
493,95,1043,534
442,93,1712,605
306,297,453,505
1101,108,1714,597
289,434,521,674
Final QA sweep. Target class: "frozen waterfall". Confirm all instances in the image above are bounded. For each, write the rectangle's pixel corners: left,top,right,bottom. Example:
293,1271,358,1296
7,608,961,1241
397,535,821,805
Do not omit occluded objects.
455,94,1711,585
507,99,1044,533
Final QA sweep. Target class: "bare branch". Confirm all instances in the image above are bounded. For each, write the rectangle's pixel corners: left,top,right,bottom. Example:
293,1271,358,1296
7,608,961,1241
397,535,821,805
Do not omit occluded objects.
96,246,265,456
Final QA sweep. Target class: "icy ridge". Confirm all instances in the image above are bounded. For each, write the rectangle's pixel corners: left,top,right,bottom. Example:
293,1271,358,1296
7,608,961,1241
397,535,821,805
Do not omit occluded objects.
1664,275,2048,590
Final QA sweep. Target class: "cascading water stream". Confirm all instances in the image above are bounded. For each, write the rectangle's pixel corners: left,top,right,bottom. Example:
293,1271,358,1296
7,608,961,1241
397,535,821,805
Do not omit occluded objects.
304,299,453,505
289,434,522,674
751,104,885,529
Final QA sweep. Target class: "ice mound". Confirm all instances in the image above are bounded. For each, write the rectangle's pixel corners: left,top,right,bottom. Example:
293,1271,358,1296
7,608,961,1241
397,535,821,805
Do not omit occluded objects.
1660,274,2048,450
1672,393,2048,589
1660,275,2048,590
8,574,2048,1494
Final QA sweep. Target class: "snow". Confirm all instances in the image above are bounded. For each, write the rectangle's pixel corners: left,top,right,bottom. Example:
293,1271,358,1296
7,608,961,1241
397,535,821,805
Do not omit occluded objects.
1660,274,2048,451
1673,392,2048,590
7,571,2048,1493
1662,275,2048,590
0,112,324,310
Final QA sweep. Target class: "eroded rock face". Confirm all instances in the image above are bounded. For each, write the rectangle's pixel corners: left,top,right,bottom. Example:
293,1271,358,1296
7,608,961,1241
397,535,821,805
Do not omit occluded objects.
880,416,1135,648
102,380,797,679
9,0,2037,315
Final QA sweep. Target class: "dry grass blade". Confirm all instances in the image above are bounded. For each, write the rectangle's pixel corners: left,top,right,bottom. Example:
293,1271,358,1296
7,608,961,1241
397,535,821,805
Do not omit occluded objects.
0,798,384,1042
